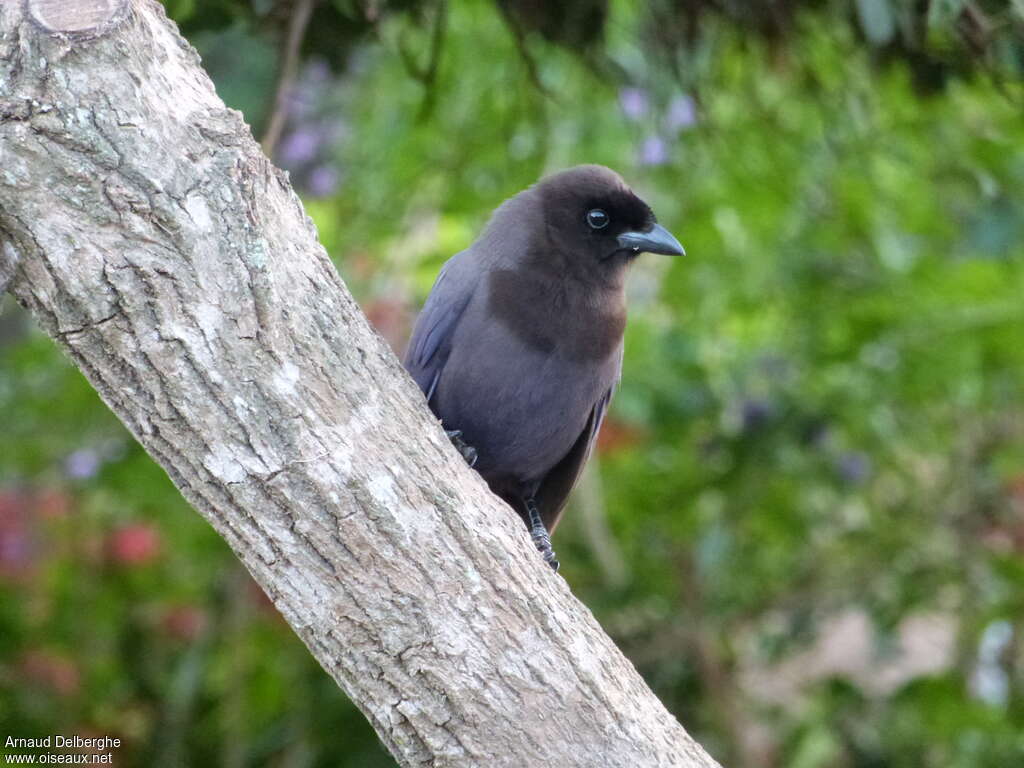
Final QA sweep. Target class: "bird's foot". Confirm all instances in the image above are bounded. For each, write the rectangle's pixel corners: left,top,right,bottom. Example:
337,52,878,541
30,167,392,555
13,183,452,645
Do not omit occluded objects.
531,525,560,573
525,497,559,572
444,429,478,468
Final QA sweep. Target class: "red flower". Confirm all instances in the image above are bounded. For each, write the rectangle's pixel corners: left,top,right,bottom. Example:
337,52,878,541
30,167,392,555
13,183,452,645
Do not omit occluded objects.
596,417,645,455
364,297,411,353
33,488,71,519
20,650,80,697
108,523,162,566
161,604,208,642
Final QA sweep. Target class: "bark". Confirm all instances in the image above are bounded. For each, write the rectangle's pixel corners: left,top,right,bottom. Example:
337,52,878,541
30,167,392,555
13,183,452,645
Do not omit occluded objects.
0,2,721,766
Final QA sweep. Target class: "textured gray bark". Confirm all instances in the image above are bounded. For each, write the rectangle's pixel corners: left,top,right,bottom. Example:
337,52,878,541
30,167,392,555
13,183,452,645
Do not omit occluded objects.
0,1,721,766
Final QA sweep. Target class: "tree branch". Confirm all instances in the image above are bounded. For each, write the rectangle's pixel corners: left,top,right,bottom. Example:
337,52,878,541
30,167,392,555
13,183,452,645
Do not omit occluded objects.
0,1,720,766
261,0,317,157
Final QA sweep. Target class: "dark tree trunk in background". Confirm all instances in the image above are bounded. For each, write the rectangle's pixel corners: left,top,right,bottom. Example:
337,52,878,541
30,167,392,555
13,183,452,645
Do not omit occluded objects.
0,2,720,766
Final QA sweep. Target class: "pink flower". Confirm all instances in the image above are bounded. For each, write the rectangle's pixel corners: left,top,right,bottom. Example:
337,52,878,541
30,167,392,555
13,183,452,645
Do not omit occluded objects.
108,523,162,566
161,605,208,642
21,651,80,696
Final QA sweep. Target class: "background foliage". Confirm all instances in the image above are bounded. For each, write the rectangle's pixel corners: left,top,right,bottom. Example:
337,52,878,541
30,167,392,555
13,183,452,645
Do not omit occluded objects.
3,1,1024,765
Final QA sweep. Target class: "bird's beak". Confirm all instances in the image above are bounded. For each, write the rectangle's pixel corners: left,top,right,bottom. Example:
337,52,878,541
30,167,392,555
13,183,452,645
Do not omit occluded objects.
617,223,686,256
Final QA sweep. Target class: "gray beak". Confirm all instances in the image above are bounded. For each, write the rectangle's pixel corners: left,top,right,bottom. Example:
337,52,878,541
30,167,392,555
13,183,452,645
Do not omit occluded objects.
617,222,686,256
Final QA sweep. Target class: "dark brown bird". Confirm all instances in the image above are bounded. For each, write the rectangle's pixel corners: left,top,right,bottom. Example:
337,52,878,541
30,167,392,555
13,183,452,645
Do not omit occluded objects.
404,165,684,570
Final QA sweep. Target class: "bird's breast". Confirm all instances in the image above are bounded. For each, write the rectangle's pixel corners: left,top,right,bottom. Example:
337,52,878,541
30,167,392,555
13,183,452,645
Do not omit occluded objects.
486,267,626,362
433,268,624,484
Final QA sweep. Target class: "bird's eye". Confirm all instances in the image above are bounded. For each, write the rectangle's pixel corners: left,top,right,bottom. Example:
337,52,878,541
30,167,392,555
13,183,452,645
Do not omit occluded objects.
586,209,609,230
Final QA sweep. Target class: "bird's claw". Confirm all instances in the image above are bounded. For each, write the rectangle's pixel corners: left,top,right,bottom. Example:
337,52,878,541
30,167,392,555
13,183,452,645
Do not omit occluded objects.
524,496,559,572
530,523,559,572
444,429,478,468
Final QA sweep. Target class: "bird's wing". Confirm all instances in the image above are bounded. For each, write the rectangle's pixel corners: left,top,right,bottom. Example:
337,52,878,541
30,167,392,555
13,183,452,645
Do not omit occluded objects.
533,382,616,534
403,251,479,403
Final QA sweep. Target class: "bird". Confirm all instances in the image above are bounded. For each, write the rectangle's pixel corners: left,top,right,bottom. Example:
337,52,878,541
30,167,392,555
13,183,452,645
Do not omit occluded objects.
403,165,684,571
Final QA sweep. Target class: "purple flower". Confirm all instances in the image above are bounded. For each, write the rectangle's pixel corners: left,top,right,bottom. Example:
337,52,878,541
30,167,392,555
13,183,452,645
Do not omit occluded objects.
619,87,649,121
665,94,697,134
307,165,340,197
288,59,332,119
639,136,668,167
741,399,773,433
305,58,330,85
836,452,872,485
285,88,315,121
0,528,30,570
65,449,100,480
278,126,322,168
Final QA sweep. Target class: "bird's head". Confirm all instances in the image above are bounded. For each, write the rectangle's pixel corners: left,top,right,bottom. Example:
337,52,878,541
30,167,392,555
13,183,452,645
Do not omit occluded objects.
533,164,684,277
